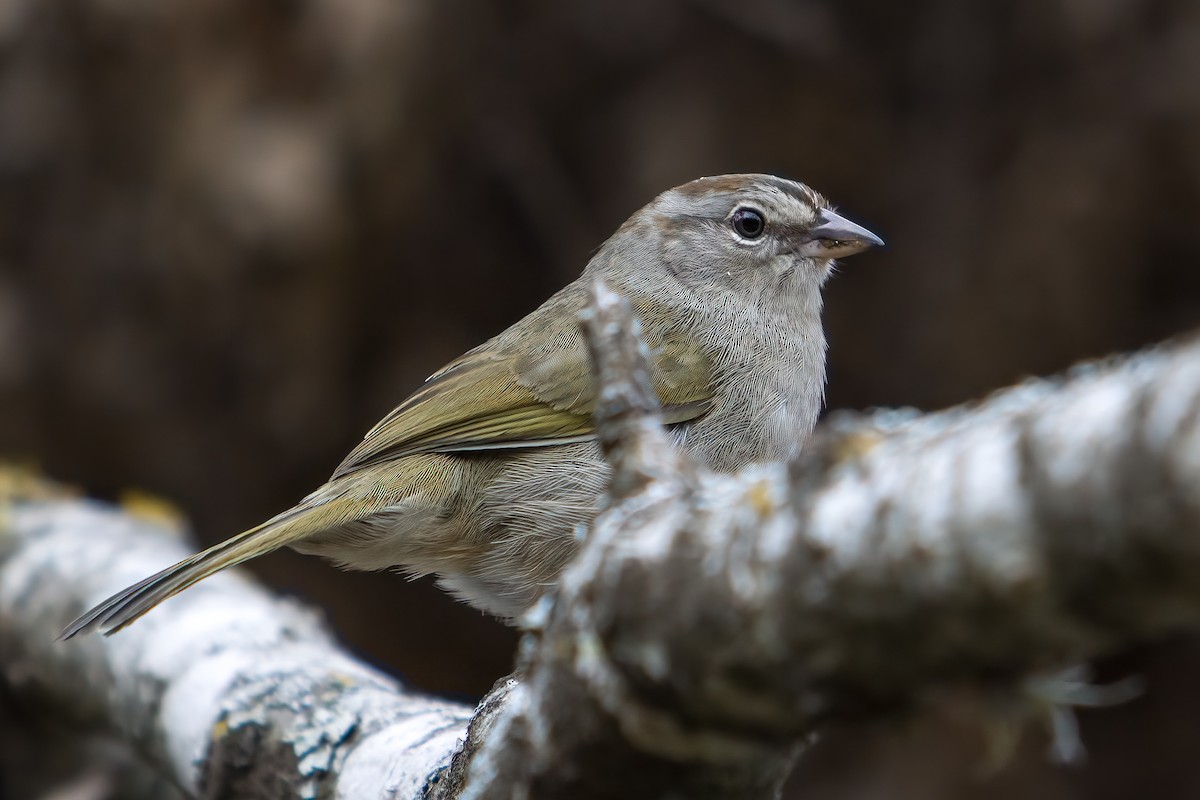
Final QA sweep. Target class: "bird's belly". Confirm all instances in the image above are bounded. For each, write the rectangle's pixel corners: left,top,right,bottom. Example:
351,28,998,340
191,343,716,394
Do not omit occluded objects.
457,442,609,615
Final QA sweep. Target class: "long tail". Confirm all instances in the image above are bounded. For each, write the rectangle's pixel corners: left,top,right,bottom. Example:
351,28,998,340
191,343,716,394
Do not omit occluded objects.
61,503,326,639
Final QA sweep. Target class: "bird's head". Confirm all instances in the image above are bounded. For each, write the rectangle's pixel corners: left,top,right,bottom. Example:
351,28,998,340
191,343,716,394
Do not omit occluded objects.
603,174,883,299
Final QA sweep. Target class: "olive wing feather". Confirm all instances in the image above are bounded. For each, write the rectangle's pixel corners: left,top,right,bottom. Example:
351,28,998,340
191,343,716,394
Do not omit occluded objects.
332,295,714,479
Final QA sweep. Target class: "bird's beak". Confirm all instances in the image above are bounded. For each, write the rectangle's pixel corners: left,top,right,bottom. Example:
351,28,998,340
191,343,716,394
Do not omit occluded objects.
798,208,884,259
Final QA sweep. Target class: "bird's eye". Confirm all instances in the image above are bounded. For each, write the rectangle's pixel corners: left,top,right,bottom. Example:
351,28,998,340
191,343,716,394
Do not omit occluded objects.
731,207,766,240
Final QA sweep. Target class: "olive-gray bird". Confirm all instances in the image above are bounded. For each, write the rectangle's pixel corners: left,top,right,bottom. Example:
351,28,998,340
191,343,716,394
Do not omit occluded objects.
63,174,882,638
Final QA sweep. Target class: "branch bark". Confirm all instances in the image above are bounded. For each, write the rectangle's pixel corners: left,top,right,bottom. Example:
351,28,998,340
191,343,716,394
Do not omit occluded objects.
436,286,1200,798
0,486,472,799
2,287,1199,799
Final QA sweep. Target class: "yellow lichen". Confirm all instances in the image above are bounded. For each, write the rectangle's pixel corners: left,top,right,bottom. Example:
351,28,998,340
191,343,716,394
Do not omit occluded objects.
118,488,188,534
211,719,230,740
745,480,776,518
833,429,884,463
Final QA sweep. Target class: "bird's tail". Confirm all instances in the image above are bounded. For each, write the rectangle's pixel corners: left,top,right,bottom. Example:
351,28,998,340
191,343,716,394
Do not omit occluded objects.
61,504,324,639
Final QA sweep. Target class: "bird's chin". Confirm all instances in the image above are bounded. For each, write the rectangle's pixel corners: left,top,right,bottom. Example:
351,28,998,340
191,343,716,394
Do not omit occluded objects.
785,255,833,282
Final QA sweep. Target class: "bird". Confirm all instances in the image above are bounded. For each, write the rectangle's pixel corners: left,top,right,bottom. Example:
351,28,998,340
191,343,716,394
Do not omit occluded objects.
62,174,882,638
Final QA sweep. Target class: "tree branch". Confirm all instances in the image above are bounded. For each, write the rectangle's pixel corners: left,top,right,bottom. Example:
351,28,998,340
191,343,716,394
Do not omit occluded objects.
442,285,1200,798
0,487,472,799
2,287,1198,799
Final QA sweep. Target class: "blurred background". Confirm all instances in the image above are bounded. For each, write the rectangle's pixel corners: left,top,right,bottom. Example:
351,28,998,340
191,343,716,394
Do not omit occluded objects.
2,0,1200,797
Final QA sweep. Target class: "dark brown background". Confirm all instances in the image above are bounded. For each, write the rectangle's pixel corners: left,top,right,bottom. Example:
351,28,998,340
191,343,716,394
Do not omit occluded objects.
2,0,1200,797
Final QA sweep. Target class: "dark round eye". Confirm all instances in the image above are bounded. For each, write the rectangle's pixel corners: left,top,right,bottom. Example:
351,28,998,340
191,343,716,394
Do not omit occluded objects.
731,207,766,240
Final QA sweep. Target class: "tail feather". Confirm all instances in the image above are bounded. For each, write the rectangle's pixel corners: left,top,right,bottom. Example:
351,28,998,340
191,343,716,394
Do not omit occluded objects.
60,505,319,639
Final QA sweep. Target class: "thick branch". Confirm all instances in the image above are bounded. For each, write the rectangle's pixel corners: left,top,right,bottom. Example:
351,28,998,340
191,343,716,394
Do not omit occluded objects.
0,492,472,799
3,292,1199,800
448,288,1200,798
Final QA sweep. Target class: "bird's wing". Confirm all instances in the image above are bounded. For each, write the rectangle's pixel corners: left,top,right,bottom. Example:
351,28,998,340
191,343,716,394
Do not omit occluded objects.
332,293,715,479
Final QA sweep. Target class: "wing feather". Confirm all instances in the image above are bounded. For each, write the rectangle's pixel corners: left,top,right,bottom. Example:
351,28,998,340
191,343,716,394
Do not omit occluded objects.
333,286,714,478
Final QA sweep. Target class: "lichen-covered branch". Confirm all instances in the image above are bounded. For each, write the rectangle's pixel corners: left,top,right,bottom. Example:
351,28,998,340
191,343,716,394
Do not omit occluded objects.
444,285,1200,798
0,489,472,799
2,289,1199,800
